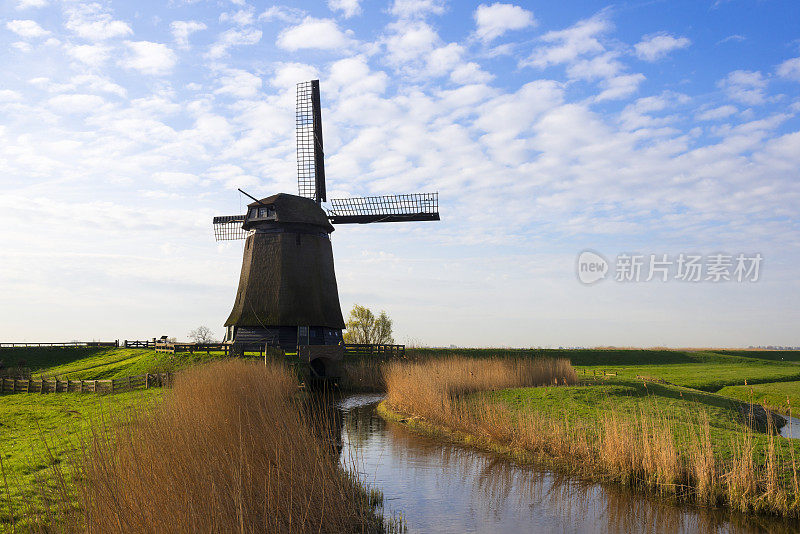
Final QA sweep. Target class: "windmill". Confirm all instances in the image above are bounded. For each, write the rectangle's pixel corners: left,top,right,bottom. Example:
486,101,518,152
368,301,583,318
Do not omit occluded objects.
212,80,439,374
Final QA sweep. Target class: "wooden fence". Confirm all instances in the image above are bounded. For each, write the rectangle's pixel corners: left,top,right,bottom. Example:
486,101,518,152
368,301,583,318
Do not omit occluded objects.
123,340,156,348
344,344,405,358
154,342,230,355
0,373,172,395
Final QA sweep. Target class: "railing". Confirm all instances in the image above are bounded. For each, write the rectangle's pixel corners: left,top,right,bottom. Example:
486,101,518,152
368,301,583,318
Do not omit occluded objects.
155,342,230,356
0,341,119,349
344,344,405,358
124,340,156,348
0,372,172,395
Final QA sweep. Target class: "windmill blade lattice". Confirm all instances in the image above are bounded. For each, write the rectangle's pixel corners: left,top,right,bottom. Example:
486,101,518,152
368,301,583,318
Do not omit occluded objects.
327,193,439,224
296,80,326,203
213,215,248,241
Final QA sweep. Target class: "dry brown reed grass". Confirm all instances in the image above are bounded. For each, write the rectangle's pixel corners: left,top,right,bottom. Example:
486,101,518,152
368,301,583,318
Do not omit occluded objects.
383,357,800,518
384,356,577,418
37,359,384,533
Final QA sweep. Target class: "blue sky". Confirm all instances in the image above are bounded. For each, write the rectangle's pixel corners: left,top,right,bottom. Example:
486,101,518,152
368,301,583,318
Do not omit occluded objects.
1,0,799,347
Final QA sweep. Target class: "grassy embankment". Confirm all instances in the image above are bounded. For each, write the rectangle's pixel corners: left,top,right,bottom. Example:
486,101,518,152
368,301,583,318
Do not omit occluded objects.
2,346,225,380
381,352,800,517
1,347,179,529
719,382,800,418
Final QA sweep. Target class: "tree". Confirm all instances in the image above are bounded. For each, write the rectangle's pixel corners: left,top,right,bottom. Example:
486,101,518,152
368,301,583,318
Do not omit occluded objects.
373,311,394,344
343,304,394,344
189,325,217,343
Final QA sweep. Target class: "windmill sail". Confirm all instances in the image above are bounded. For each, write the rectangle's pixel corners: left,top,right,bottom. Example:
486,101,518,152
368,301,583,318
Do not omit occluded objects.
213,214,248,241
296,80,326,203
327,193,439,224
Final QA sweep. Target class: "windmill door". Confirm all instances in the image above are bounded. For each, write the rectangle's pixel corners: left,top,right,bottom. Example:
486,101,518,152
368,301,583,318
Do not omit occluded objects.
297,326,309,346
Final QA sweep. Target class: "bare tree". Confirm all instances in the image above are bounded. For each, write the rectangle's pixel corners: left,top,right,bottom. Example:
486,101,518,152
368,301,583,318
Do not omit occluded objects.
189,326,217,344
343,305,393,344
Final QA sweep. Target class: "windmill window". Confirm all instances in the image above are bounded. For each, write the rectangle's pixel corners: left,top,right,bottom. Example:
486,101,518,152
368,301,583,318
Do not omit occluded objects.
258,206,275,218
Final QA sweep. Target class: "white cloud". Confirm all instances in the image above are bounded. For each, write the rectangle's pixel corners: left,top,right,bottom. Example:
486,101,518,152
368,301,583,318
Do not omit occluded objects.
524,15,611,69
47,93,105,113
474,3,536,43
215,70,262,98
65,43,111,67
6,19,50,38
16,0,47,8
450,61,494,84
567,51,623,81
12,41,33,52
697,105,737,121
329,0,361,18
207,27,262,59
595,73,645,101
717,34,745,45
384,20,438,66
634,32,691,62
71,74,127,97
276,17,352,51
152,171,199,187
425,42,464,77
121,41,177,76
718,70,767,105
390,0,446,18
205,164,259,189
64,3,133,41
170,20,206,50
328,56,388,95
270,62,319,89
259,6,305,23
0,90,23,102
777,57,800,82
219,8,255,26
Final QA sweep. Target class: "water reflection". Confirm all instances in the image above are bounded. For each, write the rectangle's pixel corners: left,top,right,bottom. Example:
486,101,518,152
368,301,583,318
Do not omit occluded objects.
780,415,800,440
336,394,800,534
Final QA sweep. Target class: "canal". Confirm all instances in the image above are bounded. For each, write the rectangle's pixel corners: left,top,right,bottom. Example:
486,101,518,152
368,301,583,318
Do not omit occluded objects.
337,394,800,534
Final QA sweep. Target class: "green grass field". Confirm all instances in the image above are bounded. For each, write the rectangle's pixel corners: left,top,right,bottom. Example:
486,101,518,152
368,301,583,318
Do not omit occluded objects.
0,389,163,529
480,378,800,464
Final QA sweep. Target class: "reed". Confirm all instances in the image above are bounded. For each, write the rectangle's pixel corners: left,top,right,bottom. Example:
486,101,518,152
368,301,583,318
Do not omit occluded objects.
383,356,800,517
384,356,577,419
340,357,386,392
32,359,385,533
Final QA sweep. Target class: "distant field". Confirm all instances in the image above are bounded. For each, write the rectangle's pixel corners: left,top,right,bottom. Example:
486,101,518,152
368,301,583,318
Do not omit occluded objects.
0,389,163,529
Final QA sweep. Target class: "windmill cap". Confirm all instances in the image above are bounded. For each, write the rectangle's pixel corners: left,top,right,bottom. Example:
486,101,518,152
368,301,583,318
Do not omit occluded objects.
245,193,333,232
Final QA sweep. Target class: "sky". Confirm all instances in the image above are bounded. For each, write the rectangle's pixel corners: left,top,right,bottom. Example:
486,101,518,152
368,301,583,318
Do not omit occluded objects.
1,0,799,347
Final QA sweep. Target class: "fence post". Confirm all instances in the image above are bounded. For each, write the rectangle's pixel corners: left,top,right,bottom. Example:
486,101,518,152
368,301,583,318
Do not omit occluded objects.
145,374,149,389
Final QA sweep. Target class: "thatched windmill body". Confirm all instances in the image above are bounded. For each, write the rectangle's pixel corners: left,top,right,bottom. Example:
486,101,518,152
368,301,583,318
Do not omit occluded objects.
213,81,439,370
